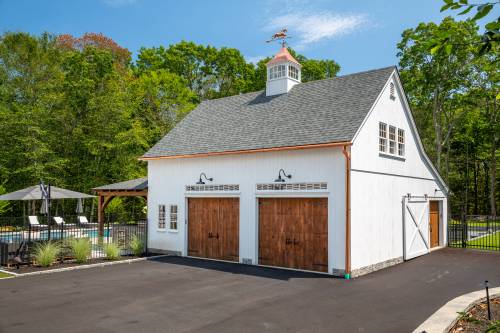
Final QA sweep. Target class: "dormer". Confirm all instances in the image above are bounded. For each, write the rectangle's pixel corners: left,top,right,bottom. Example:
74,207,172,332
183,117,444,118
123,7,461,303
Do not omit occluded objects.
266,47,301,96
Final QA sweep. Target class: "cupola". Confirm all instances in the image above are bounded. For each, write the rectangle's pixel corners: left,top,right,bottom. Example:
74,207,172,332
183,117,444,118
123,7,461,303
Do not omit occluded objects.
266,46,301,96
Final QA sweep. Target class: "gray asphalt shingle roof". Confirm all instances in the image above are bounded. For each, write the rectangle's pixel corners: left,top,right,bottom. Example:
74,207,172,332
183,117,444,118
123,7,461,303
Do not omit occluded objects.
93,177,148,191
143,66,395,158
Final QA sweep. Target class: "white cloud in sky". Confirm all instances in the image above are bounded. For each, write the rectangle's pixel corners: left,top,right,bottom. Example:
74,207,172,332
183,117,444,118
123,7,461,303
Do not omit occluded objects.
266,11,367,49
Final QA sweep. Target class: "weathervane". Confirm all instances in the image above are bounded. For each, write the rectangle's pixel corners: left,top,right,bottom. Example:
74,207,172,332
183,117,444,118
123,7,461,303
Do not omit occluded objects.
266,28,291,47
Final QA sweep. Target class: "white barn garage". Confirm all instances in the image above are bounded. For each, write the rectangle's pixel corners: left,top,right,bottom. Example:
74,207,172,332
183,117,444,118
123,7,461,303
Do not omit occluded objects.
141,47,448,278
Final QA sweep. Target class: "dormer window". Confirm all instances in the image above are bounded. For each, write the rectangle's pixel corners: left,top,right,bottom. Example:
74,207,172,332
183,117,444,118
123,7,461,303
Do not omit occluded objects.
289,65,299,80
269,65,286,80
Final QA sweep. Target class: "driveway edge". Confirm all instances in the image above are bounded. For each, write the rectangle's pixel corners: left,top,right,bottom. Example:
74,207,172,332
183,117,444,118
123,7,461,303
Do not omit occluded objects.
4,254,171,277
413,286,500,333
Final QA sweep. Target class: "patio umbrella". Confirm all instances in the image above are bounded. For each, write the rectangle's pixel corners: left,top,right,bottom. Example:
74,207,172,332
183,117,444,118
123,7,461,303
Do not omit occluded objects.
0,185,95,201
75,198,84,214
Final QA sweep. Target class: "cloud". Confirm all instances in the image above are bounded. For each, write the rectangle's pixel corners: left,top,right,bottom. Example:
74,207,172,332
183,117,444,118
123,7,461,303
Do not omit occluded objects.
103,0,139,7
266,11,367,49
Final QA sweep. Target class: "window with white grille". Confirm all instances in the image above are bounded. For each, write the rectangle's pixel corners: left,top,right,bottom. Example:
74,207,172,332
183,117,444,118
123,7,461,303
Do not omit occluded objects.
289,65,299,80
389,125,396,154
269,65,286,80
398,129,405,156
379,122,387,153
158,205,166,229
169,205,178,230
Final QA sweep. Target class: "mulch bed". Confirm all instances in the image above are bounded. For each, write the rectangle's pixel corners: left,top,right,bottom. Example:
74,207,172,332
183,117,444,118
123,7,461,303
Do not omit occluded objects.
450,296,500,332
2,255,145,274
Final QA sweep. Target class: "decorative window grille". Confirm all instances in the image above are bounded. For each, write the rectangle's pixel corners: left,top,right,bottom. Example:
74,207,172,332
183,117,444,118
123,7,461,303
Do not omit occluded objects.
390,82,396,100
389,125,396,154
185,184,239,192
269,65,286,80
289,65,299,80
169,205,178,230
158,205,166,229
256,182,327,191
379,122,387,152
398,129,405,156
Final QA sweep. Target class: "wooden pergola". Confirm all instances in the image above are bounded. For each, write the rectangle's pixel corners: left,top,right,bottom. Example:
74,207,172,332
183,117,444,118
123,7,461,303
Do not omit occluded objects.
93,177,148,236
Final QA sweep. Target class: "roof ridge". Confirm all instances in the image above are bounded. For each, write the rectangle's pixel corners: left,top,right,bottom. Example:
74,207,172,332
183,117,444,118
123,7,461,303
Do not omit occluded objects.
201,65,396,103
296,65,396,87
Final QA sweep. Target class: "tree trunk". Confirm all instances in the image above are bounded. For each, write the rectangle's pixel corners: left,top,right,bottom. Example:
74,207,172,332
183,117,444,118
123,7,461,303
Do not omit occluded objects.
432,87,442,171
490,133,497,217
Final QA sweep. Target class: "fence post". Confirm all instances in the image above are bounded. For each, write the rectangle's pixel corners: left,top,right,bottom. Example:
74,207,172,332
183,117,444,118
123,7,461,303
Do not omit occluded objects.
461,213,467,248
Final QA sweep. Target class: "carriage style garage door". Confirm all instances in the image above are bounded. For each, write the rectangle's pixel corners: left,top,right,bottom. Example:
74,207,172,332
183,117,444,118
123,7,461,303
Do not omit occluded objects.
258,198,328,272
188,198,239,262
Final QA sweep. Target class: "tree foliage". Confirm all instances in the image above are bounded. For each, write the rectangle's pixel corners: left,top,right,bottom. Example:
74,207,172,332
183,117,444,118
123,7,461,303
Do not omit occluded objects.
397,18,499,216
0,32,340,217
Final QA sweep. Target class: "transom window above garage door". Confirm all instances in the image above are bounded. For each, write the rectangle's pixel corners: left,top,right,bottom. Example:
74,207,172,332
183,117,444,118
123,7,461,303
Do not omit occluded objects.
185,184,239,192
256,182,327,191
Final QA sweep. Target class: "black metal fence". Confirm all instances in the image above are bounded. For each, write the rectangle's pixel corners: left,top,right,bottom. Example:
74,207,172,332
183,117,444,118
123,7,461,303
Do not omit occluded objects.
448,215,500,251
0,214,147,266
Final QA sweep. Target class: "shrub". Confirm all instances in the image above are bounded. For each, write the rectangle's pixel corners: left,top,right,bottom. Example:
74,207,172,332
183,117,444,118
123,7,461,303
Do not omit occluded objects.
129,235,144,257
103,242,121,260
34,242,61,267
70,238,92,263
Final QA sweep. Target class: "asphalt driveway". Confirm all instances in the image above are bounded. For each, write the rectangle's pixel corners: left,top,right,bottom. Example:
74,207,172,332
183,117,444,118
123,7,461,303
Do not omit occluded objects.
1,248,499,333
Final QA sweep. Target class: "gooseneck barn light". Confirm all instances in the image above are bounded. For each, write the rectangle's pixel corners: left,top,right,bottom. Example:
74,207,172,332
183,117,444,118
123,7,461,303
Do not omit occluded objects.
274,169,292,182
196,173,213,185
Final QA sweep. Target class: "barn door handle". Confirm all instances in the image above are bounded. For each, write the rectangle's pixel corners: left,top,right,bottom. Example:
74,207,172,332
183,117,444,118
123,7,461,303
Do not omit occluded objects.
285,238,292,245
215,233,219,239
293,238,299,245
208,232,212,238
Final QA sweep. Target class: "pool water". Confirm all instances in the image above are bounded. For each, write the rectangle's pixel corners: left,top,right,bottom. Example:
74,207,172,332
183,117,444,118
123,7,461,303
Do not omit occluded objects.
0,229,111,243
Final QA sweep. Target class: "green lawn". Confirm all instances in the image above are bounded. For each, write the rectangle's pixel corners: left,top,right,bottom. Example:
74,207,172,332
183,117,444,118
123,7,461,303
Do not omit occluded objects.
0,271,14,279
467,231,500,248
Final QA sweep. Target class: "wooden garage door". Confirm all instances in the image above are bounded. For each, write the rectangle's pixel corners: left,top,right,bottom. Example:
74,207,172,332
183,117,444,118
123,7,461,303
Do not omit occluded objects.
188,198,239,262
259,198,328,272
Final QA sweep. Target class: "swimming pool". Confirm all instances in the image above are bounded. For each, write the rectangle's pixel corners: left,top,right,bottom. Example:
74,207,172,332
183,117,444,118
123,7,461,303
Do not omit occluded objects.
0,229,111,243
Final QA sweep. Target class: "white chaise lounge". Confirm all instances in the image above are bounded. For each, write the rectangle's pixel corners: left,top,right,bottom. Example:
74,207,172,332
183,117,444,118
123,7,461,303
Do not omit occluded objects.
28,216,48,229
53,216,76,227
78,216,98,227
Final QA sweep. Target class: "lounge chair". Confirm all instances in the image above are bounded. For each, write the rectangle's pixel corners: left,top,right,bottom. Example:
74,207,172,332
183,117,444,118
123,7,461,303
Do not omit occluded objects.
78,216,98,227
28,216,48,229
53,216,76,227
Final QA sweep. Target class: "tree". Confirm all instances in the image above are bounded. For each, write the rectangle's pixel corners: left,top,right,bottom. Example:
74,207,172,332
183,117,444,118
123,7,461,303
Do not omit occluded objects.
439,0,499,55
130,69,197,145
397,18,480,173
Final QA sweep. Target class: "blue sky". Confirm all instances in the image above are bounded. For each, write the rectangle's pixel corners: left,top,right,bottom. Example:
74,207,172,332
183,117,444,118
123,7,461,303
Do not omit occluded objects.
0,0,474,74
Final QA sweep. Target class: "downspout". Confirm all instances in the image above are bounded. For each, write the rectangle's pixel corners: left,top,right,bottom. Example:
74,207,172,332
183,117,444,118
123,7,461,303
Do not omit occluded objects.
342,145,351,279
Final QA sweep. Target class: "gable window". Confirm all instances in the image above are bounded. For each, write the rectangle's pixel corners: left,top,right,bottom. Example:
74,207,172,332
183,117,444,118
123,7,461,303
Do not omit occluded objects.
379,122,387,152
389,126,396,154
289,65,299,80
398,129,405,156
158,205,166,229
169,205,178,230
269,65,286,80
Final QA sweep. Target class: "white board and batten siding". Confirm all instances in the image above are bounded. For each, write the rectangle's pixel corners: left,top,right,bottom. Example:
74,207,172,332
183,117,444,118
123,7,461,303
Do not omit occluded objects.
147,147,347,273
350,71,448,270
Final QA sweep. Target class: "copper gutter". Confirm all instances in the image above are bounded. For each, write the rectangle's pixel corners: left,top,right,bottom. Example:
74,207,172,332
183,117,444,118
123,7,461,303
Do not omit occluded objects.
139,141,351,160
342,145,351,279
